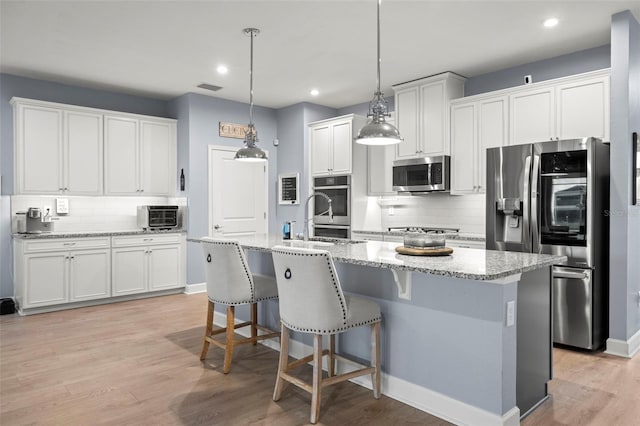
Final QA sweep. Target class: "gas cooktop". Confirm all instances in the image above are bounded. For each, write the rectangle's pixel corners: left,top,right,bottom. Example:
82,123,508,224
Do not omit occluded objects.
388,226,460,234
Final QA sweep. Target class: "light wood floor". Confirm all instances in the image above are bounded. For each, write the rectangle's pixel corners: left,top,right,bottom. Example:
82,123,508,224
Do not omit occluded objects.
0,293,638,426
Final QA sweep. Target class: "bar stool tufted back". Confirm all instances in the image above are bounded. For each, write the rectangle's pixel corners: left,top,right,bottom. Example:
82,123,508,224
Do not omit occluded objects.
271,245,381,424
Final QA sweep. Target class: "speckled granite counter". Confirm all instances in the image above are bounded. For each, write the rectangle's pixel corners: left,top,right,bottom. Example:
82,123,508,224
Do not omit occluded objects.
13,230,186,239
352,229,486,242
189,234,564,281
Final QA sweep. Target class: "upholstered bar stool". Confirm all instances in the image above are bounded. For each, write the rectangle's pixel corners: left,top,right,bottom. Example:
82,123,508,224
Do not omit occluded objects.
270,245,382,424
200,239,279,374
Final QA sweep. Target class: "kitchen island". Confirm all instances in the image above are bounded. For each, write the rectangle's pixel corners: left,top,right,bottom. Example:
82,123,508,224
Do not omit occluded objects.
191,234,566,426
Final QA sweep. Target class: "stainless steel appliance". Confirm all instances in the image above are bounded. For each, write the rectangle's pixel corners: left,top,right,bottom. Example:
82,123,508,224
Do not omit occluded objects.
392,155,450,193
312,175,350,238
486,137,610,350
137,205,182,231
17,207,53,234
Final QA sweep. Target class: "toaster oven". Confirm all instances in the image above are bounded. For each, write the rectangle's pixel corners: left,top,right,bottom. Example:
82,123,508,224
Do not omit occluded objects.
137,205,181,231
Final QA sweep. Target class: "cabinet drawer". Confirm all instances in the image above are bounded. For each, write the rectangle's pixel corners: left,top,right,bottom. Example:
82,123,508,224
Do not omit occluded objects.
22,237,111,253
111,233,182,247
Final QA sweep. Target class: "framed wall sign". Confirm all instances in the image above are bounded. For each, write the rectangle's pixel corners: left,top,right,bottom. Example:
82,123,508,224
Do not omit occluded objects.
279,173,299,205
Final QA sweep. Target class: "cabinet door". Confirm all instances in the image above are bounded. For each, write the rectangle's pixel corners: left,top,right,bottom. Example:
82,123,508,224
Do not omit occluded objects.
450,103,477,194
556,76,609,141
421,82,446,155
24,252,67,307
18,105,63,193
148,245,182,291
478,97,508,192
331,121,352,174
104,115,139,194
311,125,331,175
111,247,147,296
509,88,555,145
65,111,103,195
395,87,420,159
140,120,174,195
69,249,111,301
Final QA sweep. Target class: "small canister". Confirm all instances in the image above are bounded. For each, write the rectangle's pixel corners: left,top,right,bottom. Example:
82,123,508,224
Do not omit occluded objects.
282,221,291,240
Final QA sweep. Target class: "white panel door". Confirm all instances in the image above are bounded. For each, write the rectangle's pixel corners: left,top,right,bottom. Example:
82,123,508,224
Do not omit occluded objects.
556,77,610,141
65,111,103,195
331,121,352,174
450,103,477,194
209,147,268,237
69,249,110,301
395,87,419,159
24,252,67,307
421,82,445,155
140,120,174,195
104,115,139,194
19,105,63,193
148,245,181,291
311,125,331,175
111,247,147,296
478,97,508,192
509,88,555,145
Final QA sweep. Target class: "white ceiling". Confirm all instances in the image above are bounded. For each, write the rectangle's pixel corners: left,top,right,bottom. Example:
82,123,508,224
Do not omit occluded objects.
1,1,638,109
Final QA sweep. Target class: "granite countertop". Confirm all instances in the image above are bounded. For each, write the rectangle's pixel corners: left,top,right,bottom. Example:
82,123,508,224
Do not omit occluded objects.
351,229,486,242
13,230,187,239
189,234,565,282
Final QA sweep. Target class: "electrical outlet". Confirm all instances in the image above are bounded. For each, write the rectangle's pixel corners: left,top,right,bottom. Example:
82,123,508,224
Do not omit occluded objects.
389,206,394,216
506,300,515,327
42,205,52,221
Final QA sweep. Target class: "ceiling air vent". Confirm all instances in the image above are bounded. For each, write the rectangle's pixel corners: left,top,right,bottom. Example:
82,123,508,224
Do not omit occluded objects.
197,83,223,92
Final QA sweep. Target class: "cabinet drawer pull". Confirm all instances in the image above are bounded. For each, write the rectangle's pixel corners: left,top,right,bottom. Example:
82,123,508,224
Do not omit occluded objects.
63,242,76,246
143,238,153,241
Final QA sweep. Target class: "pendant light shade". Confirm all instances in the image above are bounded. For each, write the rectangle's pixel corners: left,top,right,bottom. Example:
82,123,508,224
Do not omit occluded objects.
235,28,268,161
355,0,402,146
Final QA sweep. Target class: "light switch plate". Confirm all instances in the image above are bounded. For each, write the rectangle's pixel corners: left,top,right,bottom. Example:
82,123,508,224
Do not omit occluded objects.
506,300,515,327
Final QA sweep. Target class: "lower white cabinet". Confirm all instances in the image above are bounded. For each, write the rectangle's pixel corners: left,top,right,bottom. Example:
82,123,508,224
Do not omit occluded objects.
111,234,185,296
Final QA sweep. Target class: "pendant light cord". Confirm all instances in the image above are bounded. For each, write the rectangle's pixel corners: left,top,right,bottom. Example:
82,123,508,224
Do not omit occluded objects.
376,0,381,97
248,29,255,127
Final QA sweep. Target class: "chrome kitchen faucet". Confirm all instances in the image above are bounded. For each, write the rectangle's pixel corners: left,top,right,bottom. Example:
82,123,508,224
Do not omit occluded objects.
303,192,333,241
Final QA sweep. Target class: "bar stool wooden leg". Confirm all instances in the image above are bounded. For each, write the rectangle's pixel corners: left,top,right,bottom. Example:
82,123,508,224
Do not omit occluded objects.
223,306,235,374
328,334,336,377
251,303,258,345
371,322,381,399
311,334,323,424
273,323,289,401
200,300,214,360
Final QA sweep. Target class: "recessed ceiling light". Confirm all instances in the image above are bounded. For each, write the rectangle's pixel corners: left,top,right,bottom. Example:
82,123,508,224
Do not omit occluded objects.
310,89,319,96
217,65,228,74
543,18,559,28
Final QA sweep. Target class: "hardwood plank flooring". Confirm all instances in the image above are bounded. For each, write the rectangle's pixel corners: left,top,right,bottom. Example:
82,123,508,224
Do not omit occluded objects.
1,293,638,425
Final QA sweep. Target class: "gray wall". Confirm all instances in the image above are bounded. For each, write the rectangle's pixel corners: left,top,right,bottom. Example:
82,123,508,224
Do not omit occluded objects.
609,11,640,343
464,45,611,96
0,73,173,298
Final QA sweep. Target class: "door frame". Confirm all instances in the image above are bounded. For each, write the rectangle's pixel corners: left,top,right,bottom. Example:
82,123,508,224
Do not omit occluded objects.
207,145,269,236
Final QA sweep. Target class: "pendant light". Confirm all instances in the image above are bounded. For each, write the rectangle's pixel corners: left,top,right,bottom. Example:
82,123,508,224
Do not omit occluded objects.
235,27,268,161
355,0,402,146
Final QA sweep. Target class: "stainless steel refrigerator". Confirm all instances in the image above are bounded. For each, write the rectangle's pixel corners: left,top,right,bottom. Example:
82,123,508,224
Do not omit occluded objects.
486,137,610,350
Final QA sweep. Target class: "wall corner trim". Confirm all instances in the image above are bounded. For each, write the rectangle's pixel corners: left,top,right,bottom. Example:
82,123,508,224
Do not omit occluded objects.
605,329,640,358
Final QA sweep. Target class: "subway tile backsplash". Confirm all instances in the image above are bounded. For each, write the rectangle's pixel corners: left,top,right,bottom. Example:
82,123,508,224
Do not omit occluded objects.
10,195,187,233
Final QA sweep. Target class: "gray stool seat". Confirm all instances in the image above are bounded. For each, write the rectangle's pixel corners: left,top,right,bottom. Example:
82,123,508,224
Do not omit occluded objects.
199,238,279,374
271,245,382,424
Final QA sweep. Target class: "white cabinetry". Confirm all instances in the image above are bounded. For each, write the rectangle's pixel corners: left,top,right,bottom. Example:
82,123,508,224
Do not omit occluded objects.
450,96,508,194
393,72,466,159
310,114,365,176
111,234,185,296
105,116,175,195
12,99,103,195
509,71,609,145
447,239,485,249
14,237,111,311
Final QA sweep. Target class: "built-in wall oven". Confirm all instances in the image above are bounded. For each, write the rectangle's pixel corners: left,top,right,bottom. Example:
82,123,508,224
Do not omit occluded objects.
312,175,350,238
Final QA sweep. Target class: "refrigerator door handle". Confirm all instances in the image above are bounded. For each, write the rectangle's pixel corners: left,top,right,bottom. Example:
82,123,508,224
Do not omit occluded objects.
530,154,540,253
523,155,532,252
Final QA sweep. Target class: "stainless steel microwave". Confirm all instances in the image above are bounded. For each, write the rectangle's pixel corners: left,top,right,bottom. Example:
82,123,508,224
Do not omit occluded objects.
392,155,450,193
137,205,182,231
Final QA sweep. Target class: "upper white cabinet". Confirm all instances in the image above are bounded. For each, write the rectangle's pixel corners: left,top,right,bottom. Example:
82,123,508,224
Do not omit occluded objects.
509,71,609,145
310,114,365,176
450,96,508,194
12,99,103,195
393,72,466,159
11,97,176,196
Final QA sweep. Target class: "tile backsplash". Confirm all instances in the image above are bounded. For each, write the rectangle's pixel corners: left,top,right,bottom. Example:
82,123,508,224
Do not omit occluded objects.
11,195,187,233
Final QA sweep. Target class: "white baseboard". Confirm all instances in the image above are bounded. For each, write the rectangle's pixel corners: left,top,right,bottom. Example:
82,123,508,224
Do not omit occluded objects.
606,328,640,358
212,311,520,426
184,282,206,295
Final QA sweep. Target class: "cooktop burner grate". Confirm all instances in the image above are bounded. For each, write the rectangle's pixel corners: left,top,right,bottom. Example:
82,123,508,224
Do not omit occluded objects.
388,226,460,234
